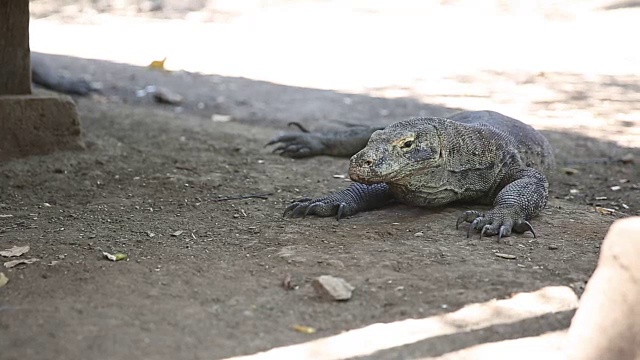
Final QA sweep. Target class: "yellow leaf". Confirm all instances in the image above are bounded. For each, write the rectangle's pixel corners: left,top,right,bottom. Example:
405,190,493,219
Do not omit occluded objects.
148,57,167,71
293,325,316,334
0,272,8,287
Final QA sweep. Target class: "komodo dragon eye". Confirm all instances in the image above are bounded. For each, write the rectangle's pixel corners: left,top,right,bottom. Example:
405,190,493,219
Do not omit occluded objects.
400,140,414,150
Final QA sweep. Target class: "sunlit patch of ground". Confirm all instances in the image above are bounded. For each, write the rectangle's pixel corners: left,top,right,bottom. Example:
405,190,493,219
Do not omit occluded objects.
29,0,639,147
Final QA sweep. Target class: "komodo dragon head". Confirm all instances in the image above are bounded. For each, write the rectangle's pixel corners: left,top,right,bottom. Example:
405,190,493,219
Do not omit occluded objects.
349,118,444,185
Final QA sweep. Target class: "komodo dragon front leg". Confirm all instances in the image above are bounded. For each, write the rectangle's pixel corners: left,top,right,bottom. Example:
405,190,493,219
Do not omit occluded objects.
284,183,393,220
266,125,383,158
456,167,549,241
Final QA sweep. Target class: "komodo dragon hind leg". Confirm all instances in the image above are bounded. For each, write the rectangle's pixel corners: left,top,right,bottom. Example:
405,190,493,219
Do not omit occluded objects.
284,183,392,220
455,167,549,244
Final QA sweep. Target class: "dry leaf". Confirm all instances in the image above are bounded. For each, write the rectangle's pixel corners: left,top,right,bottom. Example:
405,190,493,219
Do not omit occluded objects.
148,57,167,71
0,272,8,287
171,230,184,237
4,258,39,268
495,253,516,260
293,325,316,334
103,252,128,261
595,206,616,215
0,245,30,257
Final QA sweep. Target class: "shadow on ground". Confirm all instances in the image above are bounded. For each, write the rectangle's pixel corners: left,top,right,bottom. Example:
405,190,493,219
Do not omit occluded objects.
0,53,638,360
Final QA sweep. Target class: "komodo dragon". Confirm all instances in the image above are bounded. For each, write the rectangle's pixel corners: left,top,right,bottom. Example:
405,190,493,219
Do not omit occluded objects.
267,110,555,242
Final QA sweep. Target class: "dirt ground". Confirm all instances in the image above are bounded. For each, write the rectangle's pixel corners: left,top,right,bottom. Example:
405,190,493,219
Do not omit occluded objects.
0,52,638,359
2,2,640,359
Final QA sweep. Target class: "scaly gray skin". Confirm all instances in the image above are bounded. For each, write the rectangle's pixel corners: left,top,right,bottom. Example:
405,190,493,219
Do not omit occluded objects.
269,110,555,242
267,124,384,158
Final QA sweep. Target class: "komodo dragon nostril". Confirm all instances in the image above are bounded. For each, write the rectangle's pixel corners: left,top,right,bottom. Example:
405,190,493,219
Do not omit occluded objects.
364,159,373,166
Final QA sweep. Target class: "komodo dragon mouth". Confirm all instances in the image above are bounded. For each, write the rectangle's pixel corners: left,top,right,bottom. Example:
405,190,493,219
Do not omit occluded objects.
348,162,425,185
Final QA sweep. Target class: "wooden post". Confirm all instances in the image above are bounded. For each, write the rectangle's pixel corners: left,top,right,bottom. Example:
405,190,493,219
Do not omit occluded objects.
0,0,84,161
0,0,32,95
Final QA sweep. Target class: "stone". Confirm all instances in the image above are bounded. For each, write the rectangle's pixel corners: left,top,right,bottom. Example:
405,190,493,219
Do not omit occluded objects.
324,259,345,269
153,87,183,105
565,217,640,360
0,96,84,161
620,153,634,164
312,275,354,301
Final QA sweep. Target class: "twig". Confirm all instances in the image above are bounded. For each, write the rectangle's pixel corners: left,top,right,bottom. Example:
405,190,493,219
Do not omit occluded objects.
211,193,273,202
175,164,198,173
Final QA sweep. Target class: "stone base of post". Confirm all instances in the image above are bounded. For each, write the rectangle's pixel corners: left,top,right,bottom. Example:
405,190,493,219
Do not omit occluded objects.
0,95,84,161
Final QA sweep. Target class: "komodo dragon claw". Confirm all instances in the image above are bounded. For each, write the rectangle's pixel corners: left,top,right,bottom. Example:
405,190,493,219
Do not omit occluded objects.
282,183,391,220
457,209,537,243
266,133,325,158
283,199,348,220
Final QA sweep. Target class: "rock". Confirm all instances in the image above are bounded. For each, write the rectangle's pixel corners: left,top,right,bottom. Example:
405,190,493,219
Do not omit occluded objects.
282,273,294,290
414,232,424,237
153,87,183,105
312,275,354,301
561,167,580,175
324,259,345,269
620,153,634,164
211,114,232,122
548,244,559,250
495,253,516,260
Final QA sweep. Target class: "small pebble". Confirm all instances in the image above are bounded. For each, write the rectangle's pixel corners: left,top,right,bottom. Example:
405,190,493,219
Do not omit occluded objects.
620,153,634,164
548,244,559,250
414,232,424,237
312,275,354,301
212,114,232,122
561,167,579,175
153,87,183,105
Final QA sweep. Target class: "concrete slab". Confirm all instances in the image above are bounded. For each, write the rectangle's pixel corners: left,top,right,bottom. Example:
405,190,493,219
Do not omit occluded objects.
566,217,640,360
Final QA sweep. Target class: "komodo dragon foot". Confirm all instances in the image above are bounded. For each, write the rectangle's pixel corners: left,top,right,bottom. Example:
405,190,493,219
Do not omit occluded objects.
456,208,536,244
266,131,328,158
283,183,392,220
266,123,382,158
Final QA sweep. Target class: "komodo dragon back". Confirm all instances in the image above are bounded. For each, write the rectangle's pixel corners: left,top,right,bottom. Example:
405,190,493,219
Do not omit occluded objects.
447,110,556,171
